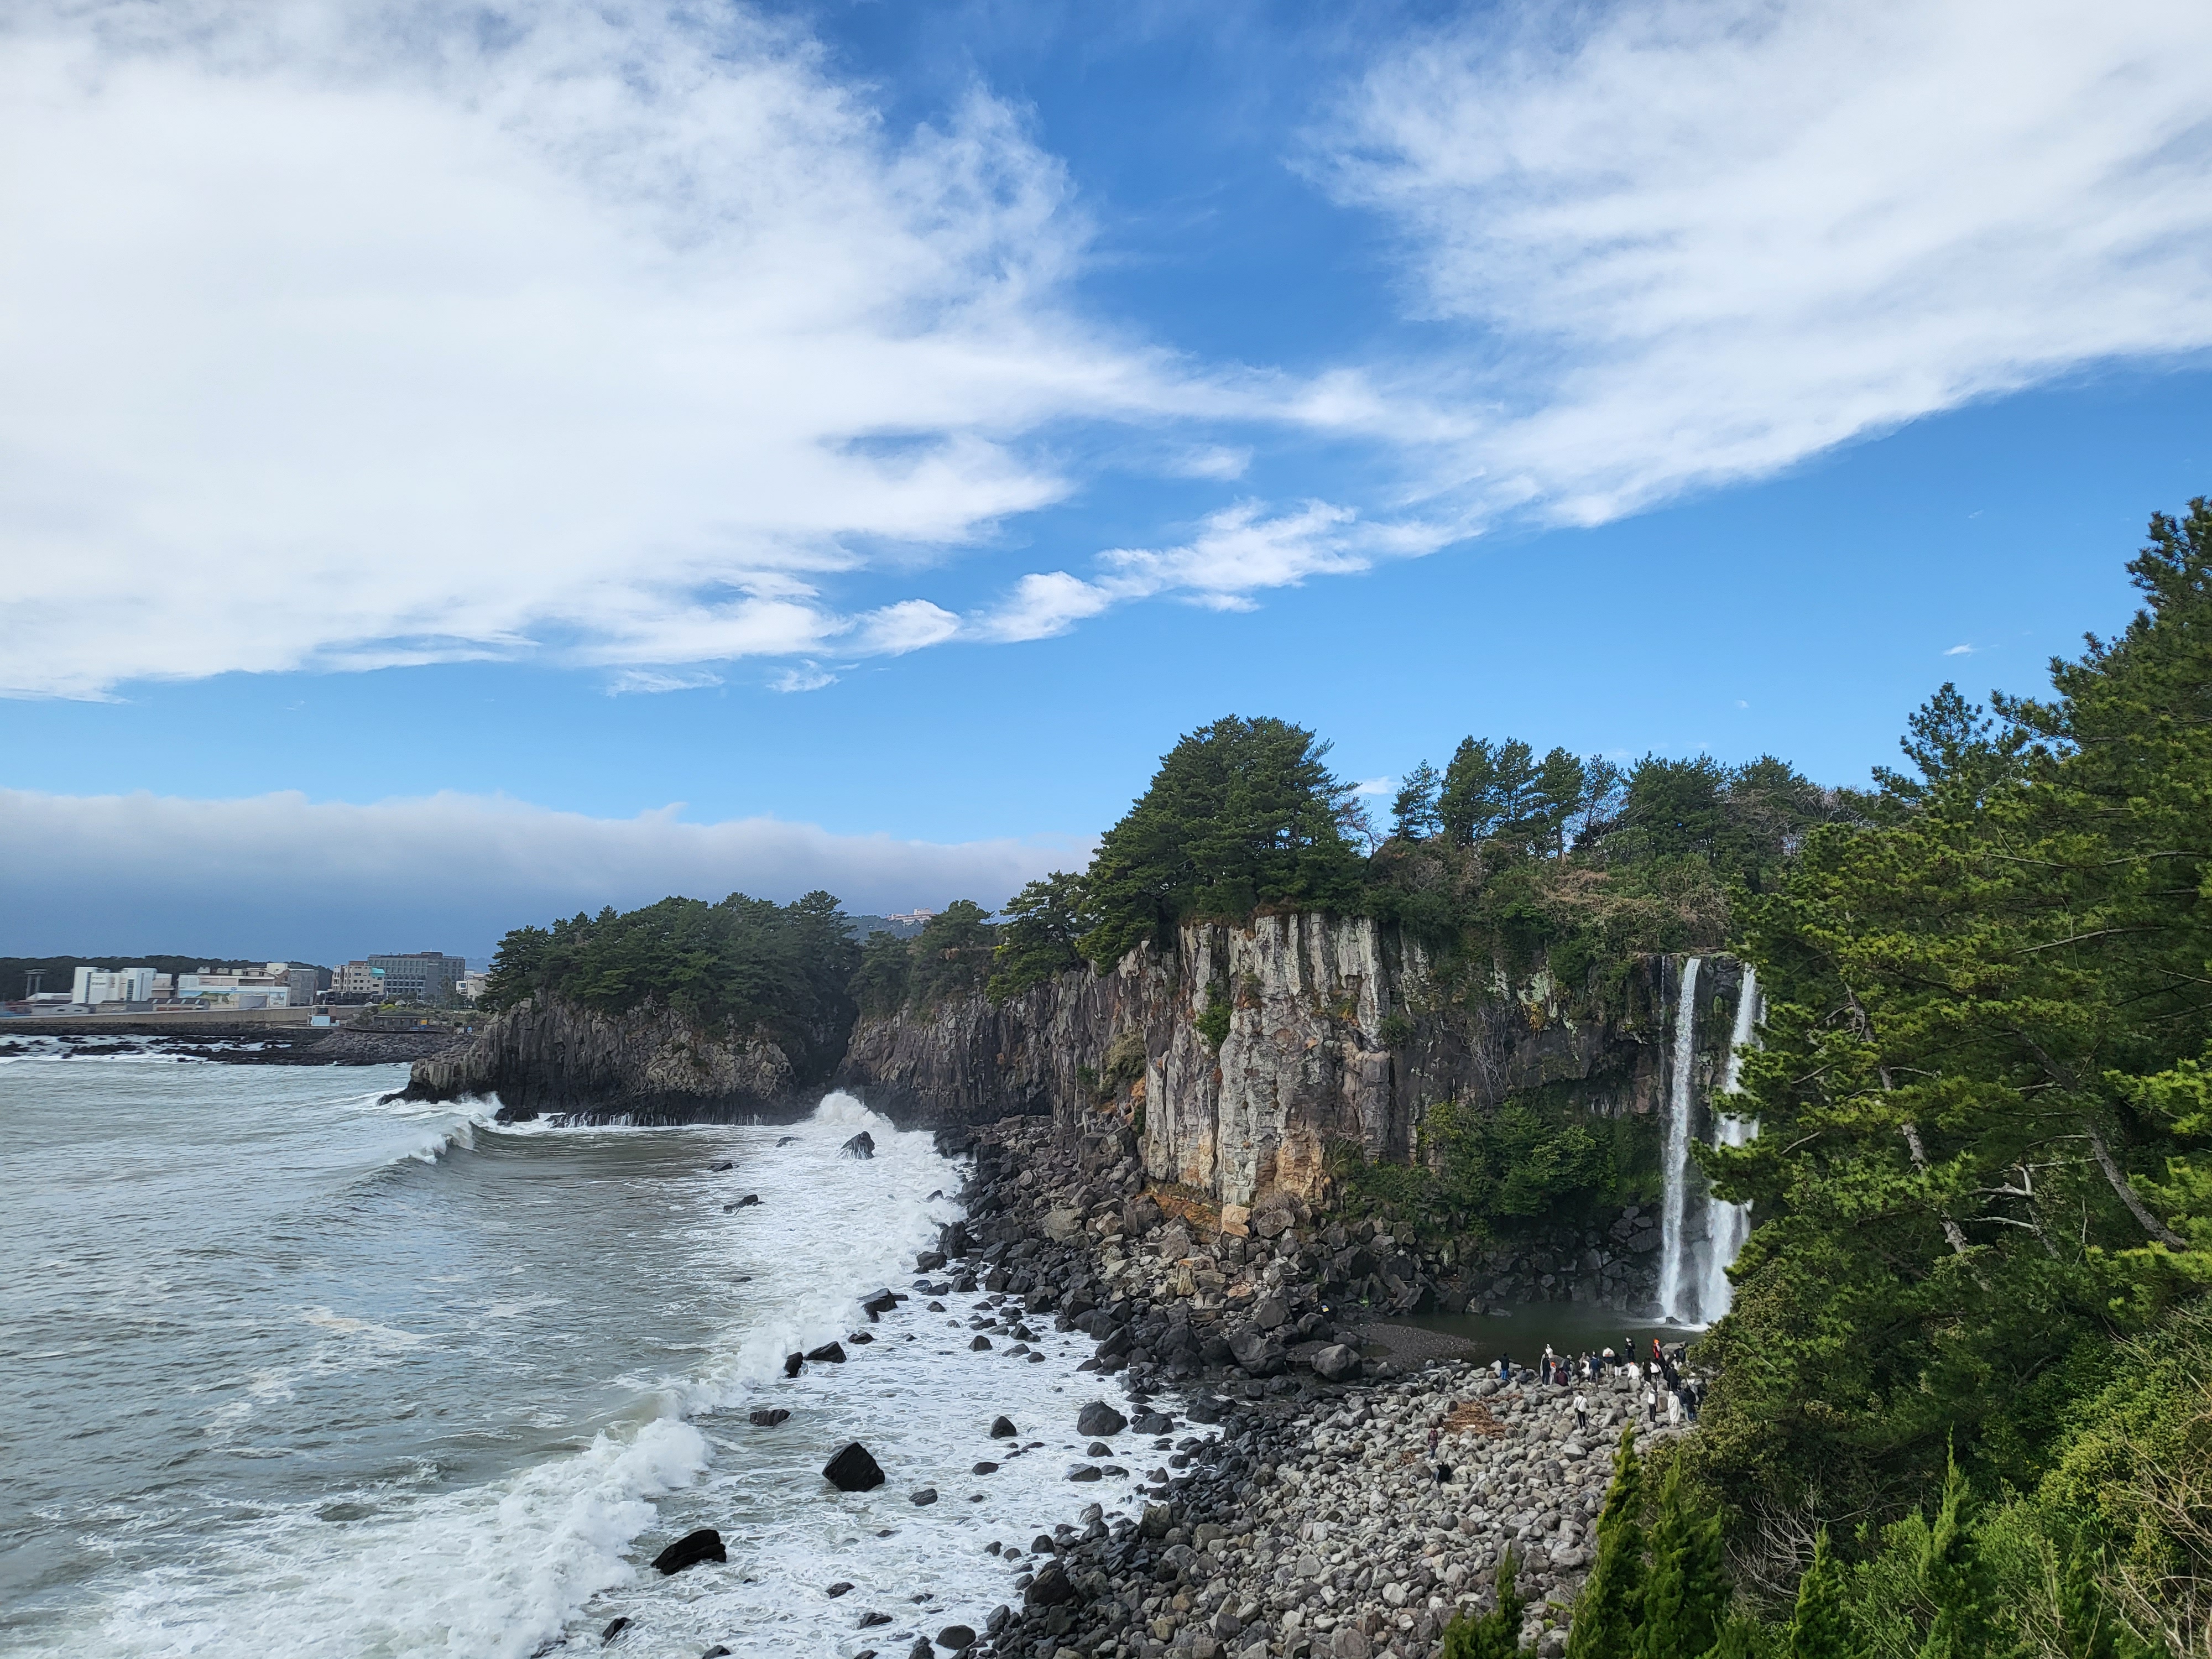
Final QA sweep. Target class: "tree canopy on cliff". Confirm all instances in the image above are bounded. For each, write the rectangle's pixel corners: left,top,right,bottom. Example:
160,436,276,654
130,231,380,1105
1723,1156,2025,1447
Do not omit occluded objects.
1077,714,1366,969
1684,500,2212,1651
479,890,860,1078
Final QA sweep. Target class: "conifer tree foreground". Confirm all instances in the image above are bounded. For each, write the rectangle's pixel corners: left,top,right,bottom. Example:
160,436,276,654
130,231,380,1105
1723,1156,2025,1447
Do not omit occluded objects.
1786,1530,1856,1659
1566,1427,1646,1659
1441,1548,1526,1659
1918,1451,2011,1659
1636,1460,1730,1659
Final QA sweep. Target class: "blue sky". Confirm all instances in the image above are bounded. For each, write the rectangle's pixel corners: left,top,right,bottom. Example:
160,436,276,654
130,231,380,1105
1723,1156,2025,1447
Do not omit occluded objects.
4,0,2210,962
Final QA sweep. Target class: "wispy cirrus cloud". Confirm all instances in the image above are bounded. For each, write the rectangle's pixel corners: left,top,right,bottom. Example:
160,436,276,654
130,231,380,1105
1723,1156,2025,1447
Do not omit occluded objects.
1326,0,2212,523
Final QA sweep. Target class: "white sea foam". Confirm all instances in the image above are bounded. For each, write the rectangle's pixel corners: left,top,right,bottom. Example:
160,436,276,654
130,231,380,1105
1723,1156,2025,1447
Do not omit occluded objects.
30,1089,1165,1659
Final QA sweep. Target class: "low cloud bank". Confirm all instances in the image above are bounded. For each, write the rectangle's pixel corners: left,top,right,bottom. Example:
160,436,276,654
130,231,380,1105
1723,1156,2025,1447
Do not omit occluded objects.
0,789,1083,965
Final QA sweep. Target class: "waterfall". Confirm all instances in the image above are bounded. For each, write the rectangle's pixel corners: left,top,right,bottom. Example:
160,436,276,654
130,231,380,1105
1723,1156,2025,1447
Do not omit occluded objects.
1655,956,1702,1324
1698,966,1763,1324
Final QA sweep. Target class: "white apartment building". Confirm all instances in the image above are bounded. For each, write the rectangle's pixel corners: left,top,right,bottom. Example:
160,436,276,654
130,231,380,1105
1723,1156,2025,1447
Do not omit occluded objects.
71,966,156,1004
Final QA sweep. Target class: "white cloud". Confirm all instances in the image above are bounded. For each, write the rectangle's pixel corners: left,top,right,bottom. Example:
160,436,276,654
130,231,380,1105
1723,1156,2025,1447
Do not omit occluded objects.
0,787,1086,961
1329,0,2212,523
771,661,838,693
606,667,723,696
973,499,1455,639
1944,644,1978,656
0,0,1220,699
1352,776,1394,796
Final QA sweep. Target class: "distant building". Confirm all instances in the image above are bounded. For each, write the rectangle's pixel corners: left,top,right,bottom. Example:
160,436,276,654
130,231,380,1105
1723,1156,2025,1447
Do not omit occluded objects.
366,952,467,1006
71,966,156,1004
284,967,320,1008
176,971,290,1009
886,909,937,926
332,961,386,999
456,971,489,1004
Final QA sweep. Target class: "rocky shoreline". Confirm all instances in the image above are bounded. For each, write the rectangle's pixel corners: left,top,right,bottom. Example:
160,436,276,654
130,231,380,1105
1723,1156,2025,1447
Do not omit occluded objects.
0,1026,457,1066
925,1115,1683,1659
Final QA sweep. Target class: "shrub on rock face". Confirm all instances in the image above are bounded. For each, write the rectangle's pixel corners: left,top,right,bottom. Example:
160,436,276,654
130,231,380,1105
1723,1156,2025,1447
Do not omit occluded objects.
1077,1401,1128,1437
823,1442,885,1491
651,1528,727,1575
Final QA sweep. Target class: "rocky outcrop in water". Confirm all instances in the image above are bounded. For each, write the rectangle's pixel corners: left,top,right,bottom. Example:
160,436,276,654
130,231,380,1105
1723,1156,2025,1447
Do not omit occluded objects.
842,917,1750,1210
395,996,805,1123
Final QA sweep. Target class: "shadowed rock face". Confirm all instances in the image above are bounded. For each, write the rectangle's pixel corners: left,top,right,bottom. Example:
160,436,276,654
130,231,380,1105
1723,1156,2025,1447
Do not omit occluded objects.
394,997,806,1124
839,916,1750,1205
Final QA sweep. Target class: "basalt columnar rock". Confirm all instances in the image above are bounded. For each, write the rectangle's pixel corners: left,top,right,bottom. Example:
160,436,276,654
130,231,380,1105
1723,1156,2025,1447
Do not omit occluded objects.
841,920,1751,1209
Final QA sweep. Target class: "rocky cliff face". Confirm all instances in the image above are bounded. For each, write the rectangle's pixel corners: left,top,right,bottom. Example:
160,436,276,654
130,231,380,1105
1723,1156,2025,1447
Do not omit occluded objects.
839,913,1751,1215
398,997,807,1123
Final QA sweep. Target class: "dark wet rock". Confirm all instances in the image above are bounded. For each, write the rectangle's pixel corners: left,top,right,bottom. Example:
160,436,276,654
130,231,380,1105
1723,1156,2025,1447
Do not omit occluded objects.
708,1160,734,1171
986,1604,1012,1636
1185,1395,1227,1424
842,1131,876,1159
702,1647,732,1658
602,1615,632,1643
969,1335,992,1351
749,1407,790,1427
1311,1342,1363,1383
784,1351,804,1378
936,1625,977,1650
1227,1327,1284,1376
916,1249,946,1272
1076,1401,1127,1437
1141,1503,1173,1538
848,1331,874,1344
1085,1441,1111,1457
1067,1465,1102,1481
732,1193,760,1208
972,1460,998,1474
910,1487,938,1506
652,1528,727,1575
1025,1560,1074,1606
1129,1409,1173,1435
989,1415,1018,1437
806,1341,847,1363
861,1288,899,1316
827,1582,854,1598
823,1441,885,1491
777,1135,797,1146
860,1610,893,1629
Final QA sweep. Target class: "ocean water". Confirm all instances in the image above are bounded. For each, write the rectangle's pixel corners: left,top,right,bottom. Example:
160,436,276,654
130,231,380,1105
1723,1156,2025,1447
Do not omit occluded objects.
0,1046,1153,1657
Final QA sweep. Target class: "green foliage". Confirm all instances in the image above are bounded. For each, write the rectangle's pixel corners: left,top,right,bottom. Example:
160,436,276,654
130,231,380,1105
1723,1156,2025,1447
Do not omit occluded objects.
904,900,996,1008
1339,1098,1642,1234
1195,995,1232,1048
1567,1427,1647,1659
1788,1531,1857,1659
1694,501,2212,1532
1079,714,1365,968
480,890,858,1080
1916,1449,2011,1659
1637,1459,1731,1659
988,872,1092,1002
851,930,912,1018
1392,760,1444,842
1442,1547,1526,1659
1378,1011,1416,1047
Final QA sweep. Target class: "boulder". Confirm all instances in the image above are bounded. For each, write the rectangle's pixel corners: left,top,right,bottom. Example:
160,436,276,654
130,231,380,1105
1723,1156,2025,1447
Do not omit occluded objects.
1311,1343,1363,1383
989,1415,1019,1438
1218,1202,1251,1238
823,1442,885,1491
749,1407,791,1427
709,1160,735,1172
910,1488,938,1506
777,1135,798,1145
1077,1401,1128,1437
860,1611,894,1629
1227,1328,1284,1376
971,1335,993,1351
972,1460,999,1474
1141,1503,1174,1538
860,1288,899,1316
652,1526,727,1575
806,1342,847,1363
916,1250,947,1272
1043,1207,1084,1242
1025,1561,1074,1606
1251,1293,1290,1330
784,1352,804,1378
936,1626,978,1651
842,1131,876,1160
729,1194,760,1208
1185,1395,1228,1424
1123,1194,1163,1235
601,1615,631,1644
1130,1410,1175,1436
827,1582,854,1598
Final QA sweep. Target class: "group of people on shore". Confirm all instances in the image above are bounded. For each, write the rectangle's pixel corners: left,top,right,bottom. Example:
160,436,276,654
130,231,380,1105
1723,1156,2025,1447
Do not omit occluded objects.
1493,1337,1707,1434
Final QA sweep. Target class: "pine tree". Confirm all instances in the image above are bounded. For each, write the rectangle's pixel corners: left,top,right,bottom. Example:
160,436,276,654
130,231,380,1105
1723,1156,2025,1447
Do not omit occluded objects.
1442,1547,1526,1659
1392,760,1443,842
1635,1459,1729,1659
1788,1528,1856,1659
1917,1448,2008,1659
1565,1426,1645,1659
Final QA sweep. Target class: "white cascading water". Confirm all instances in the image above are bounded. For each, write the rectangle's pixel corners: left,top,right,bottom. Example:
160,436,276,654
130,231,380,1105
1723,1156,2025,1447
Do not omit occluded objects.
1654,955,1702,1324
1699,966,1763,1324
